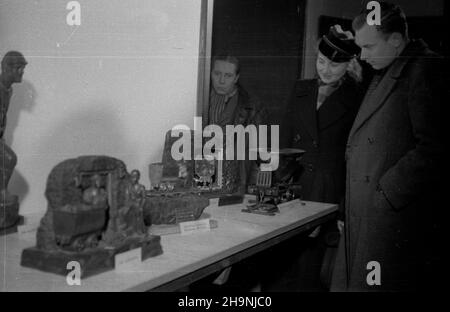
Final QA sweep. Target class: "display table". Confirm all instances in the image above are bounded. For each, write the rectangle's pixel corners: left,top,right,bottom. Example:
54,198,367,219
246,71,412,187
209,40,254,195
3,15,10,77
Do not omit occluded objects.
0,199,337,292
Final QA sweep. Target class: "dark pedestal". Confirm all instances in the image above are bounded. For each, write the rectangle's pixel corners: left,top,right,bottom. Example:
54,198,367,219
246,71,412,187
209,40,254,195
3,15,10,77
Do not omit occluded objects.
0,215,24,236
0,198,23,236
21,235,163,278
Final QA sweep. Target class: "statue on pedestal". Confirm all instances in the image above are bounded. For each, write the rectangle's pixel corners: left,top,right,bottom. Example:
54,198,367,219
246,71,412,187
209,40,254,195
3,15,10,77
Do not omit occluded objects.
0,51,27,233
21,156,163,278
118,169,146,235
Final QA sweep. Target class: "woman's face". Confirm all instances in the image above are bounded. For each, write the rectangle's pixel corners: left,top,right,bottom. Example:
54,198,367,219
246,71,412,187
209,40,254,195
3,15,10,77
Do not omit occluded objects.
316,52,349,84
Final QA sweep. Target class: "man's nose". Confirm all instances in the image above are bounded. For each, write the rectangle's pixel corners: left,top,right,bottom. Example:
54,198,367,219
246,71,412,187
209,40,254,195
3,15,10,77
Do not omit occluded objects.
360,49,368,61
219,75,225,84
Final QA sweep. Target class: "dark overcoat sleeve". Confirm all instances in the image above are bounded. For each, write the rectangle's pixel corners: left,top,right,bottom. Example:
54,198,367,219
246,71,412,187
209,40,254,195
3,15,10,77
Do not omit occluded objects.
379,57,444,210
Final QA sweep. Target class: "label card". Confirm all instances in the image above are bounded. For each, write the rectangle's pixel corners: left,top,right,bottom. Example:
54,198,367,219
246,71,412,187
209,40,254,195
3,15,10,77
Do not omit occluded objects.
209,198,219,207
115,248,142,272
277,199,302,212
179,218,211,235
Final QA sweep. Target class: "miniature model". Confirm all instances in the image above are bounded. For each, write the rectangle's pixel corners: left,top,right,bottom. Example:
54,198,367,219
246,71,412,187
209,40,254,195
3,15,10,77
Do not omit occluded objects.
144,158,212,225
244,149,304,216
143,192,210,225
128,170,146,201
193,159,216,189
21,156,162,278
143,129,236,225
119,169,146,235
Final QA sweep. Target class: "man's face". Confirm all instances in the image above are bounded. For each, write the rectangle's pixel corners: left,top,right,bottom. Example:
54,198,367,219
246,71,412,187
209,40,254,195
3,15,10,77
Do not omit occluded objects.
131,171,140,183
355,24,398,70
7,63,26,83
211,60,239,95
316,52,349,84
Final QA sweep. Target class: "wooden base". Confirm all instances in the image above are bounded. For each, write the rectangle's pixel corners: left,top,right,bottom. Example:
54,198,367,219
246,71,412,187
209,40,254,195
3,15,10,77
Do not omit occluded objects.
20,235,163,278
1,197,20,231
0,215,24,236
218,194,244,206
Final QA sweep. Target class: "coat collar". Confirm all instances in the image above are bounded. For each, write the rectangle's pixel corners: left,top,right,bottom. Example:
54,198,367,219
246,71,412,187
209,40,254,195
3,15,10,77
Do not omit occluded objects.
348,39,429,140
389,39,429,79
0,80,12,94
318,77,355,130
296,77,354,139
215,84,252,127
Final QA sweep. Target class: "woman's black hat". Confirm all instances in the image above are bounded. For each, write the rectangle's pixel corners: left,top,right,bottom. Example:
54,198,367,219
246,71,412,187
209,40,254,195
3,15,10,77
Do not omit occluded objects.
318,26,360,63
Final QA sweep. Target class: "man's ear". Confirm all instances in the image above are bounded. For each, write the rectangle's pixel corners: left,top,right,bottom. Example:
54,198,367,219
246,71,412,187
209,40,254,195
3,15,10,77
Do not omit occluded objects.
234,74,240,84
387,32,403,48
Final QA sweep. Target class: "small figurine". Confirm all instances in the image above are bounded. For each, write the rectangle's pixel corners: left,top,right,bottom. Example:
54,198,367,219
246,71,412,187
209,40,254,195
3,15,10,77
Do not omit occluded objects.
194,159,216,189
127,170,146,203
178,163,188,179
166,183,175,191
159,183,167,191
259,189,265,203
119,169,147,235
82,174,108,209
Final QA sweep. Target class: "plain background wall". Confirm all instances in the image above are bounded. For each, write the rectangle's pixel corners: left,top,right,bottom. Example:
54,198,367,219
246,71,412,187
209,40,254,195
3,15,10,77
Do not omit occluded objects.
302,0,445,78
0,0,201,215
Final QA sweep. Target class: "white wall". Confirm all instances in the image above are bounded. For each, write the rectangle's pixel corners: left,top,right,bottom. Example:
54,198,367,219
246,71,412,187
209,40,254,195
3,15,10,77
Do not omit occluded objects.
302,0,444,78
0,0,202,215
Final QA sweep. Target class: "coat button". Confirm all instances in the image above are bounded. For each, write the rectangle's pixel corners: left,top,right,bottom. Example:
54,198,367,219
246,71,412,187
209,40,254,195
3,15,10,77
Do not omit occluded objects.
294,134,301,142
307,164,314,172
312,140,318,148
368,137,375,144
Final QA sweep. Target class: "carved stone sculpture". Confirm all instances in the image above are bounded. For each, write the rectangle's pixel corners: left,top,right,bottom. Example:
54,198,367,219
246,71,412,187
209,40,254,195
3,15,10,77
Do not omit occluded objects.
21,156,162,278
0,51,27,234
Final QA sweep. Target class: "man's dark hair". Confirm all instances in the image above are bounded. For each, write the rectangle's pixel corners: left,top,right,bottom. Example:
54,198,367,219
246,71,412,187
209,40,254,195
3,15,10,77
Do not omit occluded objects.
1,51,27,71
352,1,409,39
212,55,240,75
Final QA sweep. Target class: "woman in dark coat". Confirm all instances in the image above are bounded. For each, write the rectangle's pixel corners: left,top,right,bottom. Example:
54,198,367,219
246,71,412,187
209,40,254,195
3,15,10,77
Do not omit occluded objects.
267,25,367,291
282,25,365,205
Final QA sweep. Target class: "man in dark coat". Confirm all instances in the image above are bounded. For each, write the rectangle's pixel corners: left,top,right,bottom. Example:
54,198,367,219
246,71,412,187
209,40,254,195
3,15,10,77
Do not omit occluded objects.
208,55,265,130
207,55,267,192
197,55,266,289
331,2,444,291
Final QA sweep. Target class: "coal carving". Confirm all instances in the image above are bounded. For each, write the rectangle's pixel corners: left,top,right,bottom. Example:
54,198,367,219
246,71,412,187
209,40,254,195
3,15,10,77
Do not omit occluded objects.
21,156,162,278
